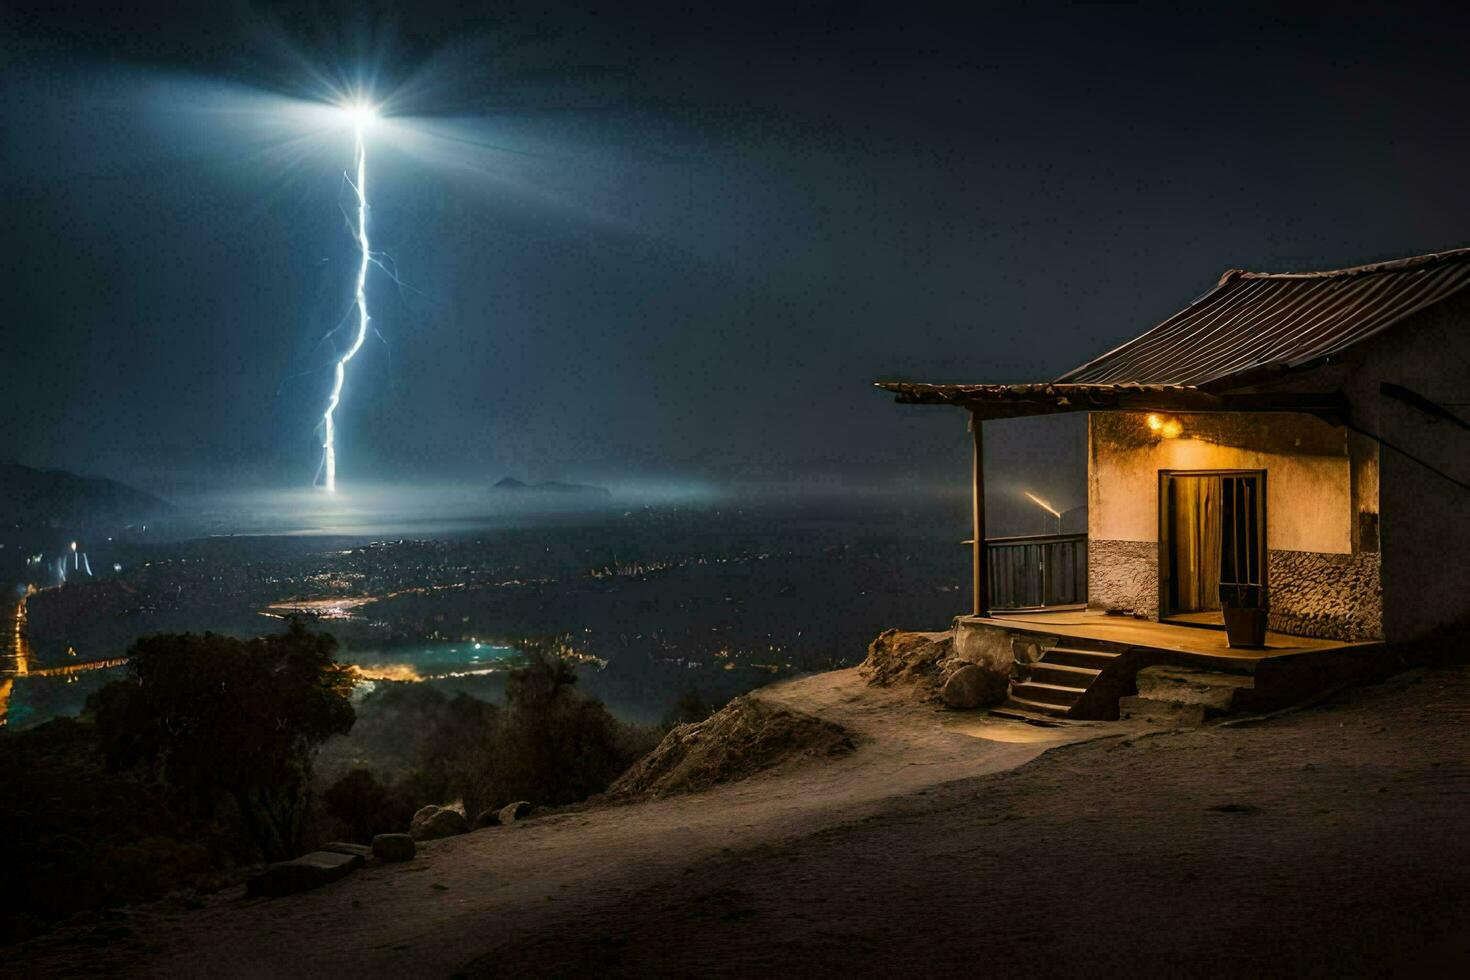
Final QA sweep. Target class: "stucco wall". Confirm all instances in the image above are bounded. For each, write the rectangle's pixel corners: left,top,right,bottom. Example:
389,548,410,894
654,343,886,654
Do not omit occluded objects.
1086,411,1369,637
1088,539,1158,619
1377,394,1470,640
1332,292,1470,642
1089,412,1353,554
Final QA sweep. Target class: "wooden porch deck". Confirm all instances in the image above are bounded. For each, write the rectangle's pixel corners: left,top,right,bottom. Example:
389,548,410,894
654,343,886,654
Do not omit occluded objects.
962,608,1368,661
956,609,1385,720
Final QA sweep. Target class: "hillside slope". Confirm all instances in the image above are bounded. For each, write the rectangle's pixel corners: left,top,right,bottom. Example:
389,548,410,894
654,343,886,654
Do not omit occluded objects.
0,462,171,526
15,664,1470,977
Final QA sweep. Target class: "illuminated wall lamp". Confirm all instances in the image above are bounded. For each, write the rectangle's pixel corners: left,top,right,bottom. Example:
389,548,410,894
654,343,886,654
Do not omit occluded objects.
1145,413,1183,439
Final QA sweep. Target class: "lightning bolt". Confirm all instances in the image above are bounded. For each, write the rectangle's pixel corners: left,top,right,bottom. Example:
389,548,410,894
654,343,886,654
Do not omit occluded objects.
319,104,377,492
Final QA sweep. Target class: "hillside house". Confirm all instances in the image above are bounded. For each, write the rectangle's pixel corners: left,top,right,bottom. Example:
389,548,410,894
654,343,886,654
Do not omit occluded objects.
880,247,1470,718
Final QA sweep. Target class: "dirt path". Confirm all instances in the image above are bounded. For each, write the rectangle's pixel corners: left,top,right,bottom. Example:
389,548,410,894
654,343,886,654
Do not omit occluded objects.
472,665,1470,977
14,668,1131,977
24,665,1470,977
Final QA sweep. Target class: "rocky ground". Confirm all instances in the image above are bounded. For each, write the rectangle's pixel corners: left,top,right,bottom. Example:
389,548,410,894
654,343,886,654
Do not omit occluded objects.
14,646,1470,977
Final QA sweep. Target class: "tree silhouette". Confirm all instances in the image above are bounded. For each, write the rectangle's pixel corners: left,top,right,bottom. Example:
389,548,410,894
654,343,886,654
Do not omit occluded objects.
90,619,356,860
487,643,631,807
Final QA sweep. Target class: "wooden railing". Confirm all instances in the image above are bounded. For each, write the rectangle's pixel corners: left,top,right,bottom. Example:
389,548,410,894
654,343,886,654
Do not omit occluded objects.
983,533,1088,611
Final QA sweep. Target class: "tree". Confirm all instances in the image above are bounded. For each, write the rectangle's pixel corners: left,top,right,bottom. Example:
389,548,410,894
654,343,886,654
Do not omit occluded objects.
406,692,501,817
504,643,581,709
90,619,356,860
487,645,634,806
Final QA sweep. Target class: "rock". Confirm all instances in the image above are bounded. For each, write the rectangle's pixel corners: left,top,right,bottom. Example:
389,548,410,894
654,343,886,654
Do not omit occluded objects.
320,841,373,860
859,629,954,692
475,808,502,828
247,850,362,898
609,695,856,798
1135,666,1252,713
371,833,416,862
409,805,470,841
941,663,1008,710
498,801,534,825
935,656,971,682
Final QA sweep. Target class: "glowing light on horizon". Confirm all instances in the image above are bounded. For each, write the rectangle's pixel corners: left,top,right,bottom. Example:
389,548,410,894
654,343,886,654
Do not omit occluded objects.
1023,491,1062,520
319,101,380,493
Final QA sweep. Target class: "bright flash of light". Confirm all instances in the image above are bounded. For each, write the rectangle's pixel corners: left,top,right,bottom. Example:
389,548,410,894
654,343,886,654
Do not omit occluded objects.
1145,413,1183,439
1023,491,1062,519
319,101,379,493
344,102,379,129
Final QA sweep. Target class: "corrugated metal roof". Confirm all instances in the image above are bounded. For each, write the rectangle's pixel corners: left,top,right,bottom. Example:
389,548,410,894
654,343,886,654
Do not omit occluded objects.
1058,247,1470,389
873,380,1349,421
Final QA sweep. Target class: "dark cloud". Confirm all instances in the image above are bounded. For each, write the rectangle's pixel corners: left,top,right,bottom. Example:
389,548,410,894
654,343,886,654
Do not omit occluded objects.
3,2,1468,507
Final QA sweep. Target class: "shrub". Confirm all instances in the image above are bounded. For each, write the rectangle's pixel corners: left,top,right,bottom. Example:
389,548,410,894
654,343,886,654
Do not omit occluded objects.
0,717,229,942
90,619,356,860
321,768,417,844
355,648,664,818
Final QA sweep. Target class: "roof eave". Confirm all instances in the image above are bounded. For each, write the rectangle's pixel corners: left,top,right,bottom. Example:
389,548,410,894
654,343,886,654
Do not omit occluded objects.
874,380,1349,423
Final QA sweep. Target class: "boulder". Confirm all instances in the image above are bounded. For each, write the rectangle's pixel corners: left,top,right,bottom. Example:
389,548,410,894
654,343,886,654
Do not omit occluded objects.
609,695,856,798
409,805,470,841
371,833,416,862
936,656,971,682
247,850,362,898
498,801,534,825
859,629,954,693
320,841,373,860
409,805,438,833
941,663,1008,710
1135,666,1252,713
475,809,502,828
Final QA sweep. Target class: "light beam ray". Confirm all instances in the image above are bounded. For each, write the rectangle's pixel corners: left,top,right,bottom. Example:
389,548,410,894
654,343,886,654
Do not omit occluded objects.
318,102,378,492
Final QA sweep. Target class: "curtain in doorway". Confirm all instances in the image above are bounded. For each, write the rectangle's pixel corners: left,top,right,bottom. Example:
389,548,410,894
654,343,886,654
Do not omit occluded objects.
1172,476,1223,611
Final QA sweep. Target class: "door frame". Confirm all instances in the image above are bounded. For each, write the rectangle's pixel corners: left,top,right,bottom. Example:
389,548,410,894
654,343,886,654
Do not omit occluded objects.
1156,468,1267,623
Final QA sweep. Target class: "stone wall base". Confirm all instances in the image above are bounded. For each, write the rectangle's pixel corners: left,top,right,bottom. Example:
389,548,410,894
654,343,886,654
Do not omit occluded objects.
1087,540,1383,641
1268,549,1382,641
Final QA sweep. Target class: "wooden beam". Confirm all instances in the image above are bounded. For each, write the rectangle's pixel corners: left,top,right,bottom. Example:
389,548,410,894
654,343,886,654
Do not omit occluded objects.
876,381,1350,425
971,411,989,617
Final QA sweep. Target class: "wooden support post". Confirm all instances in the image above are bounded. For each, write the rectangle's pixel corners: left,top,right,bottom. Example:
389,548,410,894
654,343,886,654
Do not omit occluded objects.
971,411,989,617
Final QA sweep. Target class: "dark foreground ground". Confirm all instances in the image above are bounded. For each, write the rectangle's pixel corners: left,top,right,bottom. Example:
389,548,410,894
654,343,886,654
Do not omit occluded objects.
475,667,1470,978
14,664,1470,977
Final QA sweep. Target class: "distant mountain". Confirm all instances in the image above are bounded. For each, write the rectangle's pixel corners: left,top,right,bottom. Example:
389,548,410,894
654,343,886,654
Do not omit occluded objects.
493,476,612,497
0,462,173,527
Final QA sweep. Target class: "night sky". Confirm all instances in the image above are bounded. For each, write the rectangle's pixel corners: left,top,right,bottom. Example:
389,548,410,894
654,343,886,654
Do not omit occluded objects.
4,2,1469,500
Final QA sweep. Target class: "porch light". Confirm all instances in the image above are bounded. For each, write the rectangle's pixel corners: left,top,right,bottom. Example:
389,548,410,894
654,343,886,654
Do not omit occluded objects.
1146,413,1183,439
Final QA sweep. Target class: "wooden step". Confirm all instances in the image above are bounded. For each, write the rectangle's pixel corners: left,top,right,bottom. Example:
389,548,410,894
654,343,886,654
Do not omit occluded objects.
992,696,1072,721
1010,680,1087,707
1023,661,1101,688
1041,646,1121,671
